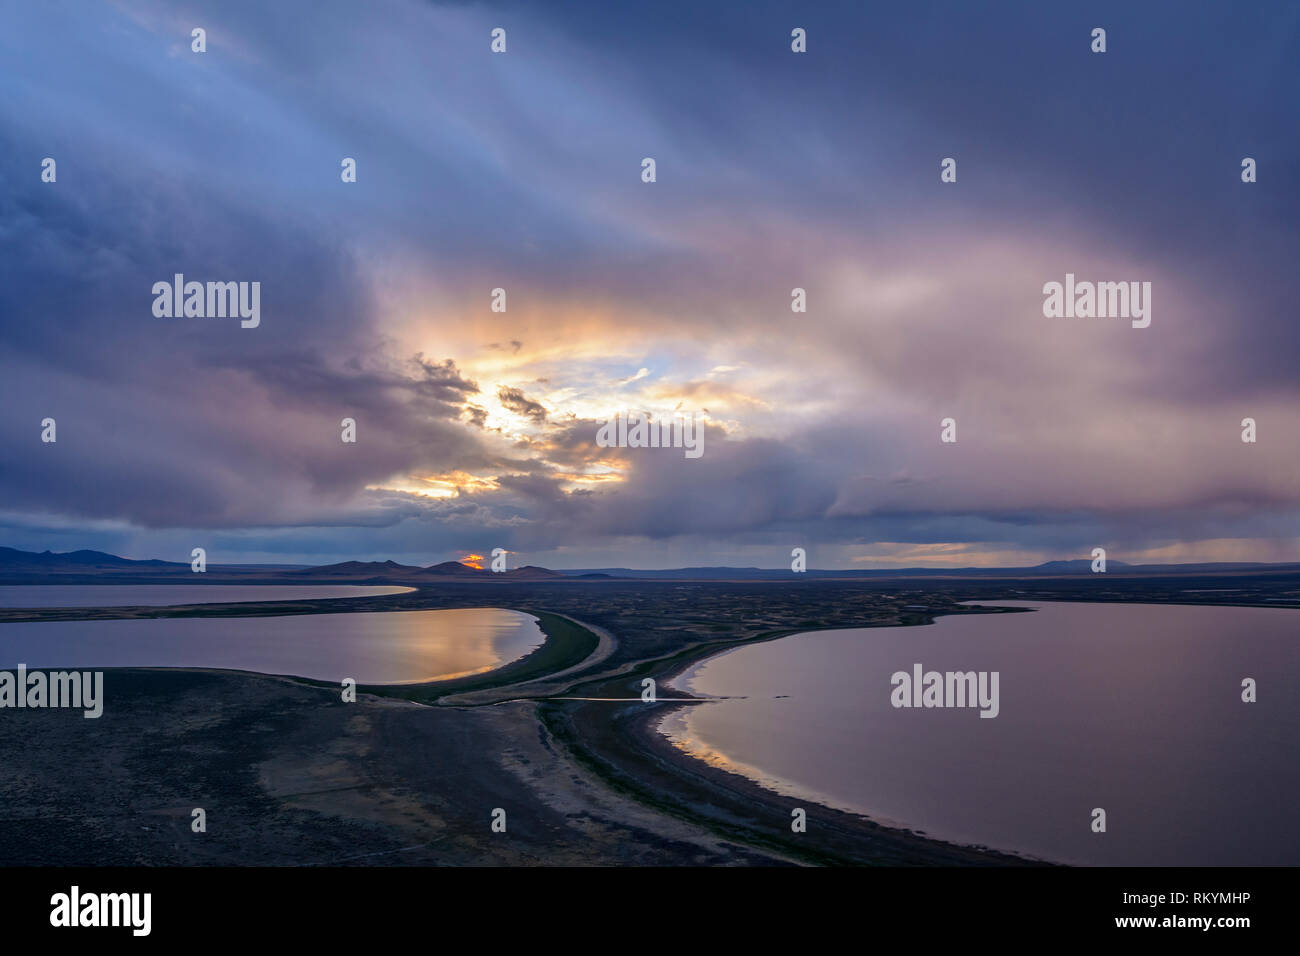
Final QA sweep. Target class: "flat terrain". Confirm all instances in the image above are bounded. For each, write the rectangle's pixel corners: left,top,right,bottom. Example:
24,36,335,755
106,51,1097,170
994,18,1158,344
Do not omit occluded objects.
0,669,794,865
4,574,1296,866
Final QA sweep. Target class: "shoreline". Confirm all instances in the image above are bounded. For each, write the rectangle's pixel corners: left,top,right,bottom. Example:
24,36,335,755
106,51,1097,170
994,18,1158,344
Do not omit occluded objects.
5,585,1292,865
0,593,1038,865
2,580,1298,625
532,609,1044,866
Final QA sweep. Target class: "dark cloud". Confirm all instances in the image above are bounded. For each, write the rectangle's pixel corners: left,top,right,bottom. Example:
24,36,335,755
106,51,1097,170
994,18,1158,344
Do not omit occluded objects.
496,386,548,423
0,0,1296,565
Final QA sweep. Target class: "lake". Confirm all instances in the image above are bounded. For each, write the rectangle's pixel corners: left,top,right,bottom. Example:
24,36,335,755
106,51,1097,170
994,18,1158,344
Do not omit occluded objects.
0,584,414,608
663,601,1300,866
0,606,544,684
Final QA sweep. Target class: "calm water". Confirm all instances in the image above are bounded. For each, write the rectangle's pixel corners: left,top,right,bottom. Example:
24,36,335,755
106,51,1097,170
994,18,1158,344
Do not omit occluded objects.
0,607,543,684
664,601,1300,865
0,584,414,608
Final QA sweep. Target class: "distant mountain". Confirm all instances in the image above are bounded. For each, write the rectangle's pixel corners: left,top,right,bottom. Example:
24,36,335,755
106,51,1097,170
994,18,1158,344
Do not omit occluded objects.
0,547,182,570
504,565,565,580
1031,559,1131,573
288,559,567,582
556,560,1300,580
291,559,423,578
558,566,774,580
424,561,486,577
418,562,564,580
3,545,1299,585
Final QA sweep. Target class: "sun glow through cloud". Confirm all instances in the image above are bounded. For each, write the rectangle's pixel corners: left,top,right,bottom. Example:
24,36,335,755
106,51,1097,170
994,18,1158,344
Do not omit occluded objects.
2,0,1297,568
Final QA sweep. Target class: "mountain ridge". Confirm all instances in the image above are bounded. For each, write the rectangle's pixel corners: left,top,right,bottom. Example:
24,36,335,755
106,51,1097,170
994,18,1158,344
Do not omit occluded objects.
1,546,1298,582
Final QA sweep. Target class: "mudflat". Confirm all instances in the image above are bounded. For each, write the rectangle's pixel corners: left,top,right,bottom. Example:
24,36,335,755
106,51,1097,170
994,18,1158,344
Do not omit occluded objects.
0,579,1146,865
0,604,1042,866
0,668,795,865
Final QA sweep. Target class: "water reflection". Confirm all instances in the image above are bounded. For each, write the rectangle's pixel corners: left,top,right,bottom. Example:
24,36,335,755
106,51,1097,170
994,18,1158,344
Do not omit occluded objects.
665,601,1300,865
0,607,543,684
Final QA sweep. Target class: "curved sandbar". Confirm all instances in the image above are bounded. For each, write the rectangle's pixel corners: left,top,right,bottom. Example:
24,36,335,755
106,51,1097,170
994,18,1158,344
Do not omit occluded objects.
0,584,415,609
0,607,549,685
0,579,1046,866
0,578,1035,864
535,607,1041,867
350,610,604,704
661,600,1300,866
0,588,427,623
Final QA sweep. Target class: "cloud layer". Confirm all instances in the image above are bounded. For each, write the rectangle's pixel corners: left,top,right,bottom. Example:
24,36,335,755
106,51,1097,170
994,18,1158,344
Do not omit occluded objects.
1,0,1297,566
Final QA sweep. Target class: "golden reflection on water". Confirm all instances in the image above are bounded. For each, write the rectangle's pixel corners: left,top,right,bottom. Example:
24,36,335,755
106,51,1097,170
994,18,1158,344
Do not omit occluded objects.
0,606,545,685
661,602,1300,865
331,607,543,683
658,706,862,822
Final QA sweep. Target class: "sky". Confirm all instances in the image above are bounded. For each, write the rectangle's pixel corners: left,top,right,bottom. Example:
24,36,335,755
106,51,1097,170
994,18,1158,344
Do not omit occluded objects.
1,0,1298,568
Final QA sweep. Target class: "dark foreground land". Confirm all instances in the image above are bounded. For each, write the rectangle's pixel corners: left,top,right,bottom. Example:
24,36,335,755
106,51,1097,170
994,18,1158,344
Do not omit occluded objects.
3,573,1297,866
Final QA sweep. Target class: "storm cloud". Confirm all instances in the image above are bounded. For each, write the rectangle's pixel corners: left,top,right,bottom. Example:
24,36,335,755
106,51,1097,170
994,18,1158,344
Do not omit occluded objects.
0,0,1297,567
